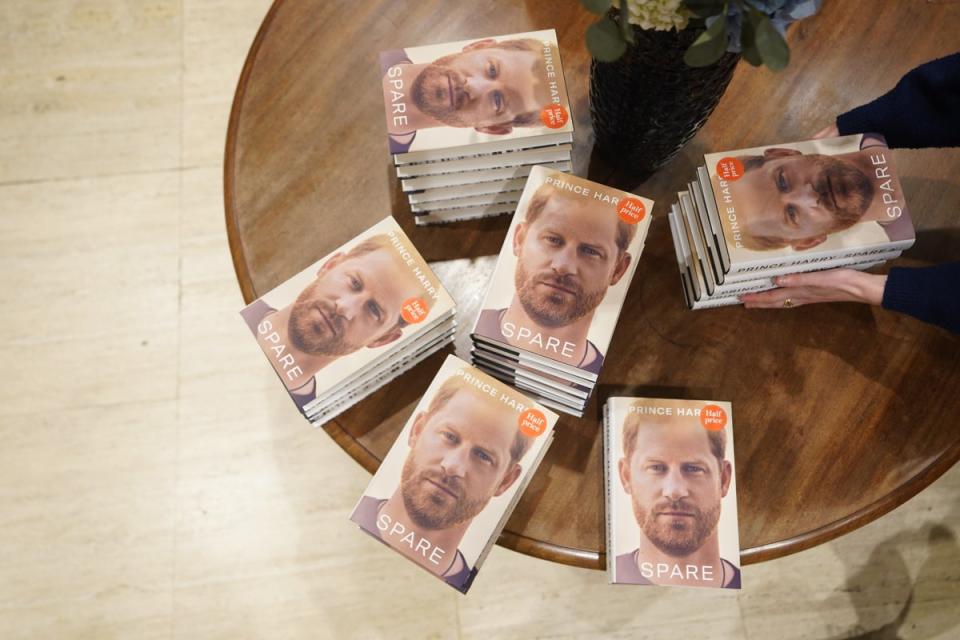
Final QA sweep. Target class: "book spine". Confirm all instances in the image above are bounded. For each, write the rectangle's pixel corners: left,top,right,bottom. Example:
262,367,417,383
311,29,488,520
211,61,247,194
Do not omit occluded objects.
728,240,913,277
724,249,902,283
690,295,742,310
715,255,891,294
394,132,573,166
396,144,572,178
604,402,614,580
410,191,522,213
401,161,571,192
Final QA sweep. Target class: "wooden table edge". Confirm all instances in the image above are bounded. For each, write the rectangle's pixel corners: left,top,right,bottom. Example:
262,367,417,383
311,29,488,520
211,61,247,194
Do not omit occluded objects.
222,0,960,570
326,409,960,569
225,0,288,305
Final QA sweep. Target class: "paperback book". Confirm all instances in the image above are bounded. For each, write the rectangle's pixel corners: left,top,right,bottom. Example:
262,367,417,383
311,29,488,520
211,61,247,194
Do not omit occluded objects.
380,29,575,224
350,355,558,593
703,134,914,277
604,397,741,589
666,135,915,310
470,165,653,414
240,216,456,425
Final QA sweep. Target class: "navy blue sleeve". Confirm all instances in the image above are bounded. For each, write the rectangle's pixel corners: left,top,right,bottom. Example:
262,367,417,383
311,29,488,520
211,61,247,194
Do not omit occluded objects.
881,263,960,334
836,52,960,149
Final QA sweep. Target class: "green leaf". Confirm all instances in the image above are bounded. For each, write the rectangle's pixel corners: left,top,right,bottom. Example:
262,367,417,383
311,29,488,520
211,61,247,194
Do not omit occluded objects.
618,6,635,44
754,16,790,71
586,16,628,62
580,0,612,15
683,0,725,18
684,15,727,67
739,15,763,66
741,41,763,66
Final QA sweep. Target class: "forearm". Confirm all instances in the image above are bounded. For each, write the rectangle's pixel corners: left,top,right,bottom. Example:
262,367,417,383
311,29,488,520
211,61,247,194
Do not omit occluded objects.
837,52,960,149
881,263,960,334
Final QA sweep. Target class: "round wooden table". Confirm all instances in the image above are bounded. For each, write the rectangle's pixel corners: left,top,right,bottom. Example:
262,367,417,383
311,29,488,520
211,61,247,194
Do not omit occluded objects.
225,0,960,567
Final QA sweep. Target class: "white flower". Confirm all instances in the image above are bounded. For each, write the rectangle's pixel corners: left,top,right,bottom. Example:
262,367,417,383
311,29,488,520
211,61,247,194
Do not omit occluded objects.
613,0,691,31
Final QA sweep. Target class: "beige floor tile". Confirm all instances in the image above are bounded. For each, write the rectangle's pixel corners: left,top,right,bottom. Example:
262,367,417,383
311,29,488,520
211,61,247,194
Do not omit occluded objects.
182,0,274,168
0,1,181,182
0,173,179,415
171,394,460,639
0,401,177,639
458,550,745,639
740,464,960,640
181,165,233,240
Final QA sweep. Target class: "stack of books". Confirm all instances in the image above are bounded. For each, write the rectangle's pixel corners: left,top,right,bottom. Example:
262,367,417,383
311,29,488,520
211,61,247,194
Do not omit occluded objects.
469,165,653,416
350,355,558,594
666,134,915,309
379,29,575,226
604,396,742,589
240,217,456,426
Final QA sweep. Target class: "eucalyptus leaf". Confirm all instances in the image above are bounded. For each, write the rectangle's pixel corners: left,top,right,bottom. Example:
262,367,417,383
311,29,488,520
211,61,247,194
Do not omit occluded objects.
755,16,789,70
683,13,728,67
739,15,763,66
580,0,612,15
618,7,635,44
741,41,763,66
586,16,628,62
683,0,725,18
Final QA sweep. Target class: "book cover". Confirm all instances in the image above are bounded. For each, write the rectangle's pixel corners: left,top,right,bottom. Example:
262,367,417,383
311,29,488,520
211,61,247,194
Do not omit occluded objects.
705,134,914,273
380,29,574,157
350,355,558,593
605,397,741,589
472,165,652,378
239,216,455,412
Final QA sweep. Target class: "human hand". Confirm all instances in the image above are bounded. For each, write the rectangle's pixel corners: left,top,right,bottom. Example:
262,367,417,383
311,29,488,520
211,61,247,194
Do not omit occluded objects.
740,269,887,309
813,123,839,139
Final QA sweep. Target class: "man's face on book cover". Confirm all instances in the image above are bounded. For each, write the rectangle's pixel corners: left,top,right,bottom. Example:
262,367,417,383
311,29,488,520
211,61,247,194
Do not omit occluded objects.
287,247,420,356
731,149,874,251
400,389,522,531
412,39,549,133
512,193,627,328
620,418,729,557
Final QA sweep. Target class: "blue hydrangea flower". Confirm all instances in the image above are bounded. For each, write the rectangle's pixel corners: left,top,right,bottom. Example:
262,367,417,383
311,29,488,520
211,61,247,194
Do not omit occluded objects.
706,0,821,53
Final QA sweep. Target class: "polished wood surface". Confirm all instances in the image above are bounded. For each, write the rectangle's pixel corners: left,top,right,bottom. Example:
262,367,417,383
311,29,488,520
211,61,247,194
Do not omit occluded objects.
225,0,960,568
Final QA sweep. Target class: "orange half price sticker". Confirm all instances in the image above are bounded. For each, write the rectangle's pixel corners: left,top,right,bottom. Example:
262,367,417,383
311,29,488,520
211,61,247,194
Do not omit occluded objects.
540,104,569,129
518,408,548,437
700,404,728,431
617,197,646,224
715,157,744,181
400,297,429,324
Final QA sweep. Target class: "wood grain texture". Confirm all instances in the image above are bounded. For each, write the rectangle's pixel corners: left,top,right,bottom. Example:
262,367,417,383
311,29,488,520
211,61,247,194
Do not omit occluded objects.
225,0,960,568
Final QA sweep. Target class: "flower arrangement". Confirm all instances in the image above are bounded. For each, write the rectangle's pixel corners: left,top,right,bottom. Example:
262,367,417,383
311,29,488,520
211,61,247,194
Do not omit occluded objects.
582,0,821,70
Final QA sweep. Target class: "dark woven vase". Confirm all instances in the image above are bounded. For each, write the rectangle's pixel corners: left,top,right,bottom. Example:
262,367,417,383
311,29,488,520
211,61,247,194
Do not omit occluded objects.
589,14,740,176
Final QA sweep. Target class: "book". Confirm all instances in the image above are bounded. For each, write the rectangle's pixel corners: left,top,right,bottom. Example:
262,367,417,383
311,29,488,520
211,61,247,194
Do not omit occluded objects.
350,355,558,593
604,397,741,589
407,177,528,204
395,144,573,178
413,202,519,226
400,160,571,192
380,29,573,160
470,165,652,400
409,189,523,213
381,29,575,224
240,216,456,424
703,134,914,276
